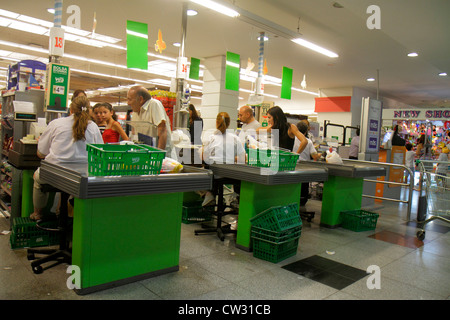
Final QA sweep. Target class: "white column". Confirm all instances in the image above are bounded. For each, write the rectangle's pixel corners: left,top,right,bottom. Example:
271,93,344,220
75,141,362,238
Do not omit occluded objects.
200,55,239,135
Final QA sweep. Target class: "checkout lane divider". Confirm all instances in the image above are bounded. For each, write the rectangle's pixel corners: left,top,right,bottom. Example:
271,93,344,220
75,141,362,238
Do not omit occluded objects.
342,159,415,221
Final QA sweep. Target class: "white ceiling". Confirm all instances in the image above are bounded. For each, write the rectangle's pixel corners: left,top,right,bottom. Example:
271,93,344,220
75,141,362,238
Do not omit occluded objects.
0,0,449,109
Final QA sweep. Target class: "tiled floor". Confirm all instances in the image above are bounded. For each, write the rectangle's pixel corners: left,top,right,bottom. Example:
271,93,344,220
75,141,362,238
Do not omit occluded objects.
0,187,449,301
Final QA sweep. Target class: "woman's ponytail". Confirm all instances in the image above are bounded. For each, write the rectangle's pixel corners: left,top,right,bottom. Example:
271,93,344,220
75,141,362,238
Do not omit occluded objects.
70,96,91,141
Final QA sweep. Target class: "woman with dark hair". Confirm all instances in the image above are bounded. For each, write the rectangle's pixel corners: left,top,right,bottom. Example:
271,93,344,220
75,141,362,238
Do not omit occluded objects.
258,106,307,153
29,96,103,220
188,104,203,144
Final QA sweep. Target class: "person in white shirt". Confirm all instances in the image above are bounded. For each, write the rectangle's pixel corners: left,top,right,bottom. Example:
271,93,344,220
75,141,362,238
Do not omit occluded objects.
30,96,103,220
127,85,174,156
294,121,319,207
202,112,246,206
238,105,260,144
293,121,319,161
349,128,360,159
405,143,416,183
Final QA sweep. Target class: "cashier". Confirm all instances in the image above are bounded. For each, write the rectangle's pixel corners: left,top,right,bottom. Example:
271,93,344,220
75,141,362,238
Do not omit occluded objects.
30,96,103,221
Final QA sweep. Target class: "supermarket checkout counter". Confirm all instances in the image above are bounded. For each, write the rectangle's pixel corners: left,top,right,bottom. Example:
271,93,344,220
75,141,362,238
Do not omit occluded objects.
297,160,386,228
38,160,212,295
209,163,328,251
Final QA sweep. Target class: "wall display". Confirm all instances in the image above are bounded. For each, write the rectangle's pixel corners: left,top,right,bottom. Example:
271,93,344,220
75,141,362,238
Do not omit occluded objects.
45,63,70,113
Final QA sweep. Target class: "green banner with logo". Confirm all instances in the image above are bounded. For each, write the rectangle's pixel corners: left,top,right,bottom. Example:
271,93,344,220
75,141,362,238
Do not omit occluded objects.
45,63,70,112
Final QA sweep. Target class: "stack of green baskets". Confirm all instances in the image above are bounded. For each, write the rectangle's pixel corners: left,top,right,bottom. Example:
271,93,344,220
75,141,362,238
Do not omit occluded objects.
87,143,166,176
10,217,59,249
246,148,299,172
250,203,302,263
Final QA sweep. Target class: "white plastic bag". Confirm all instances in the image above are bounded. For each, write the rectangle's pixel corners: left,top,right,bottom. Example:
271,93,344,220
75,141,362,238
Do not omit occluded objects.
326,150,343,165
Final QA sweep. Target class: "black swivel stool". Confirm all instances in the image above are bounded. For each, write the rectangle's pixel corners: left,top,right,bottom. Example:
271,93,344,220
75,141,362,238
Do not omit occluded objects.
195,177,239,241
300,182,315,222
27,185,72,274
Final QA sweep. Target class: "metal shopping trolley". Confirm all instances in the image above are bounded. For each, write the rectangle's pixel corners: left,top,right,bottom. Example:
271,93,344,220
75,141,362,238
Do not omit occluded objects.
416,159,450,240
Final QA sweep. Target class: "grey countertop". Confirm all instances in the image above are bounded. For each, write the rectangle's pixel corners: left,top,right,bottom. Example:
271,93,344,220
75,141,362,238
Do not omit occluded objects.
297,160,386,178
39,160,213,199
209,163,328,185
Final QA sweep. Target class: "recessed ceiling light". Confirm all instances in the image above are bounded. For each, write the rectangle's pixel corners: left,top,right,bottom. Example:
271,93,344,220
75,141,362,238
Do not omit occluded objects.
407,52,418,57
366,78,376,82
173,42,181,47
47,8,55,14
439,72,447,76
187,9,198,16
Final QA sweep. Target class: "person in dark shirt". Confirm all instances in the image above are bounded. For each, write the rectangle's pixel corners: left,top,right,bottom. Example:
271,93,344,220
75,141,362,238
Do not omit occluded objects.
392,125,406,146
257,106,307,153
188,104,203,145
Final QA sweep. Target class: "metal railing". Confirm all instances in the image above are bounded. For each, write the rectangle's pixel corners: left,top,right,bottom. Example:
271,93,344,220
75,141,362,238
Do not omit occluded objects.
342,159,415,221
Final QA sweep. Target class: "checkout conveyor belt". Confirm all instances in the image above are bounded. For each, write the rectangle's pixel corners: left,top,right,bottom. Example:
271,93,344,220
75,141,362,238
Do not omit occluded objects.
209,163,328,184
39,160,213,199
297,160,386,178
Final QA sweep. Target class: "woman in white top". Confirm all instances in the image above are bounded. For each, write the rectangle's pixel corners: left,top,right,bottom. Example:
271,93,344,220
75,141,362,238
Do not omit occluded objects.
30,96,103,220
203,112,245,165
201,112,245,206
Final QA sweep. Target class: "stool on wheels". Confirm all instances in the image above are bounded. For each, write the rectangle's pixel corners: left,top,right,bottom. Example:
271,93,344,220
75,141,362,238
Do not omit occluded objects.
195,177,239,241
27,185,72,274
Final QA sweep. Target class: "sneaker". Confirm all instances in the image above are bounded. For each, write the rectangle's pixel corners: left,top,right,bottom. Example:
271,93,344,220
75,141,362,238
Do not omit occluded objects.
202,192,215,207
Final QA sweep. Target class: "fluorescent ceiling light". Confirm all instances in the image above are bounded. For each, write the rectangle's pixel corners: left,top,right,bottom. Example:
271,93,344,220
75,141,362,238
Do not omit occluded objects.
257,35,269,41
291,38,339,58
8,21,48,35
407,52,418,57
190,0,240,18
17,15,53,28
366,77,376,82
0,17,14,27
292,87,319,96
47,8,55,14
438,72,447,76
0,9,19,19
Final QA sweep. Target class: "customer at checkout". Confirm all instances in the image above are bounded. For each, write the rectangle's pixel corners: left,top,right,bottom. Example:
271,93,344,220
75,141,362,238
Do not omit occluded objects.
30,96,103,221
349,128,360,160
238,105,260,143
201,112,246,207
257,106,307,153
127,86,174,156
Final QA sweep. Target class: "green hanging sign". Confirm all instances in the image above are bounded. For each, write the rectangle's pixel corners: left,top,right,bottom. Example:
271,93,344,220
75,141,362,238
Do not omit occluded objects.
281,66,293,100
126,20,148,70
189,57,200,80
225,51,240,91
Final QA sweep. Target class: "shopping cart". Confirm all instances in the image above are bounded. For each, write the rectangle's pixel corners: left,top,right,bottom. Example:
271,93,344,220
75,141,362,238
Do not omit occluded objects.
416,159,450,240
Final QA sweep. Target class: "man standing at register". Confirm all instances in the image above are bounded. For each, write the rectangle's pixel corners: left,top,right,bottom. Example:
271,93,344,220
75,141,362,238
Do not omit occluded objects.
238,105,260,143
127,86,174,156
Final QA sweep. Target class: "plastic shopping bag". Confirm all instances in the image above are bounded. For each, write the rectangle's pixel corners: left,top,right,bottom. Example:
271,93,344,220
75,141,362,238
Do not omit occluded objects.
326,150,343,165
